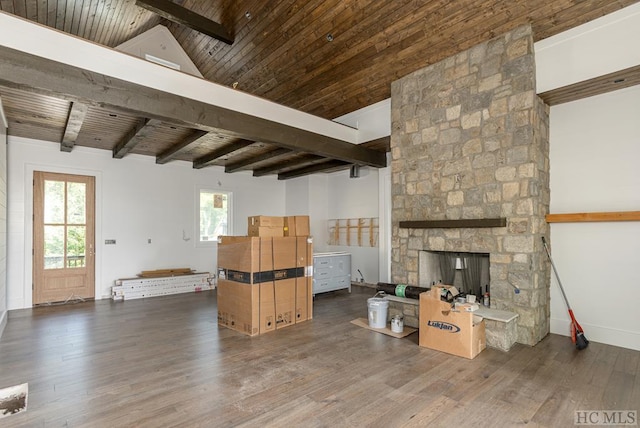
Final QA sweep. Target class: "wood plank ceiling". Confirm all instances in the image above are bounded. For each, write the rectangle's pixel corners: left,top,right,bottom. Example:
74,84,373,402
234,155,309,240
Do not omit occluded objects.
0,0,638,179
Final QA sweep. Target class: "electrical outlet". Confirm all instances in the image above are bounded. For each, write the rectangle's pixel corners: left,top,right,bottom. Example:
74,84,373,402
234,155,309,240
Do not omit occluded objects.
105,239,116,245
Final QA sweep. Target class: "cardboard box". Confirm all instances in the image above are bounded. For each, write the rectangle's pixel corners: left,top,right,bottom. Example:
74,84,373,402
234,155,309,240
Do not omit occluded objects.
217,279,295,335
295,237,313,322
217,236,314,335
248,225,284,237
259,278,296,332
295,276,313,323
217,280,260,336
218,236,260,274
284,215,310,237
419,286,486,359
248,215,284,228
218,236,299,283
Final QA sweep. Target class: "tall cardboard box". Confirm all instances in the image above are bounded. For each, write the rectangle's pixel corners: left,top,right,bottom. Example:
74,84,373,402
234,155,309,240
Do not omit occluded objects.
294,236,313,322
260,278,296,331
217,236,313,335
218,236,299,283
217,280,260,336
419,286,486,359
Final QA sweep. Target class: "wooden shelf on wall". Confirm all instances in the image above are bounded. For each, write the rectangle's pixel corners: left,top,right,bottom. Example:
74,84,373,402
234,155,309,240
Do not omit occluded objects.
399,218,506,229
545,211,640,223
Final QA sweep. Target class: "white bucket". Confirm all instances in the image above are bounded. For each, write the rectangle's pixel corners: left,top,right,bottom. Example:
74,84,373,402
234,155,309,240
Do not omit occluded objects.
367,297,389,329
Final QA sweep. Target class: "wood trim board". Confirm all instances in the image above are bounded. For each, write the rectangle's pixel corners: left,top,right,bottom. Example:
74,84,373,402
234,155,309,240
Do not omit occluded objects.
545,211,640,223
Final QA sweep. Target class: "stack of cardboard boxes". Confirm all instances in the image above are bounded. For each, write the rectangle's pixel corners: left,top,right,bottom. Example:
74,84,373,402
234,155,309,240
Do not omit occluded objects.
217,216,313,336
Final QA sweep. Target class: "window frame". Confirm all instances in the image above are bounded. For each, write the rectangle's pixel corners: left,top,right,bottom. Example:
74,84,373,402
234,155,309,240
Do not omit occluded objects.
196,187,233,248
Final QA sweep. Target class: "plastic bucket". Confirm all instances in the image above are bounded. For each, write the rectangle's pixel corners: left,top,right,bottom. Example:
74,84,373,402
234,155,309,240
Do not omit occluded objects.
367,297,389,329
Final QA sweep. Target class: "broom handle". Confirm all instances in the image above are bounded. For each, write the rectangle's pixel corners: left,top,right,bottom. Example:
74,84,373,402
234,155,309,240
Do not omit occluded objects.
541,237,572,311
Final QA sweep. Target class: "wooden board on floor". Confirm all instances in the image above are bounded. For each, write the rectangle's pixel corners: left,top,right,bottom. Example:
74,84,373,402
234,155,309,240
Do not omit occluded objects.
350,317,417,338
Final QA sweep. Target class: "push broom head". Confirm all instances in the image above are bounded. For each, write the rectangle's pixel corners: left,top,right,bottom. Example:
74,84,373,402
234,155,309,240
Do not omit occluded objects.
575,331,589,350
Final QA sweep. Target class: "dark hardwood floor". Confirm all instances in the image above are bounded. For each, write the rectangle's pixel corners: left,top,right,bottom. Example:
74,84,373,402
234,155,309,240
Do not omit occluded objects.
0,285,638,427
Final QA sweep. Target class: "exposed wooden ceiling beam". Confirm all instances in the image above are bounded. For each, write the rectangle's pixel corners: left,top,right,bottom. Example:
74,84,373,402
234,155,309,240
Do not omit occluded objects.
113,118,163,159
252,154,325,177
251,137,389,177
224,147,292,173
60,101,89,152
361,136,391,152
277,160,351,180
0,45,386,168
253,154,336,177
539,64,640,106
135,0,234,45
193,139,254,169
156,129,209,164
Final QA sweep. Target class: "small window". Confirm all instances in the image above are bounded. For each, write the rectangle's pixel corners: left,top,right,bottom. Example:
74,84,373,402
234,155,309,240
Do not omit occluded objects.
198,189,232,245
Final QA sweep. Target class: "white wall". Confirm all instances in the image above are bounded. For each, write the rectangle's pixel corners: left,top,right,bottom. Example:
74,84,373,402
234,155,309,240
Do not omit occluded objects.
285,167,382,285
535,2,640,351
7,137,286,309
548,85,640,351
323,168,381,285
285,165,390,286
535,2,640,92
334,98,391,143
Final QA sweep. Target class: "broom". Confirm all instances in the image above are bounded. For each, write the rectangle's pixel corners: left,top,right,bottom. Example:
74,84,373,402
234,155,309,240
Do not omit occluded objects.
542,237,589,350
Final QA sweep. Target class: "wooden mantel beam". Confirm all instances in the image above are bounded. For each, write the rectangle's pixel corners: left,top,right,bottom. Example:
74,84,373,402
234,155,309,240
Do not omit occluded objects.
135,0,234,45
399,218,507,229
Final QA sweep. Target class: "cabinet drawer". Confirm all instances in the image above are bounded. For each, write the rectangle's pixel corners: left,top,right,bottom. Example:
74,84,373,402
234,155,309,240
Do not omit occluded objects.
314,267,332,279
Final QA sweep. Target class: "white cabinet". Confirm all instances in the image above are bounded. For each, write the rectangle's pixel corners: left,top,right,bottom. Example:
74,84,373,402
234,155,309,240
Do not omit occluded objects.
313,252,351,296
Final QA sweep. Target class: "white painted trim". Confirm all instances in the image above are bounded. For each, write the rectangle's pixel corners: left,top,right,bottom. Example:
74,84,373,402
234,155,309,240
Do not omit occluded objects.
378,162,391,283
0,12,358,144
23,163,103,306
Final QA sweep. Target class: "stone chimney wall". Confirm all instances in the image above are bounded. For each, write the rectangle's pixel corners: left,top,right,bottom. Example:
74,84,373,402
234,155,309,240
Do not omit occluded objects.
390,25,550,346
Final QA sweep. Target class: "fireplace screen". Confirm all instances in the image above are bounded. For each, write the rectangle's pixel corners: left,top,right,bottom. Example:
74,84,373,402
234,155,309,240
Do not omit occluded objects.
419,251,490,295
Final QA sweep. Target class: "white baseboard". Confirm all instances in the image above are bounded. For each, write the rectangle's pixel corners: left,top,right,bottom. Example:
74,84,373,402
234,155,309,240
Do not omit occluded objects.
550,317,640,351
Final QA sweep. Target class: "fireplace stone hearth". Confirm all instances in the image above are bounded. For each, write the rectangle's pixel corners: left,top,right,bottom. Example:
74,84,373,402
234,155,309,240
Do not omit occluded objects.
390,25,550,346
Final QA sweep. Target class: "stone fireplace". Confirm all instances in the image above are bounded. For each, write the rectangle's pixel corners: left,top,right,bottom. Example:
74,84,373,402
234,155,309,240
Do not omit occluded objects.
390,25,550,346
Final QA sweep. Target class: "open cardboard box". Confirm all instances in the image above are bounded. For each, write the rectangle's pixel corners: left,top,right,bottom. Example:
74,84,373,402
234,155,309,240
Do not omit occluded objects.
419,285,486,359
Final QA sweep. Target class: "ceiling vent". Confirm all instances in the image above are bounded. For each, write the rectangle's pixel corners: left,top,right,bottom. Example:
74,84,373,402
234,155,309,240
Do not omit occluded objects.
116,25,203,78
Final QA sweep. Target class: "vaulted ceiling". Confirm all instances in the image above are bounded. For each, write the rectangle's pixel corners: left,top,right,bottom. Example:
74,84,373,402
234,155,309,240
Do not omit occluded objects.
0,0,637,178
